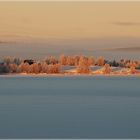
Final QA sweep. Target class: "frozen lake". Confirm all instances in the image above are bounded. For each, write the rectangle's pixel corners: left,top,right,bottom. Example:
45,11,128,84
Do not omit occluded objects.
0,76,140,138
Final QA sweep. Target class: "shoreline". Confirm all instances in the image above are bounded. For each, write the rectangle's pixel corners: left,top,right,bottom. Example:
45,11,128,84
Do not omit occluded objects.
0,73,140,77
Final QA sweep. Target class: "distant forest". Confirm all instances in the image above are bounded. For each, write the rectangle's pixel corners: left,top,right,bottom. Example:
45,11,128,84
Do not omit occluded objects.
0,55,140,74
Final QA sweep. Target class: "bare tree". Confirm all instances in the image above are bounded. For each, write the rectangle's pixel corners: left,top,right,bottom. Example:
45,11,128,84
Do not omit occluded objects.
3,57,12,65
13,57,22,65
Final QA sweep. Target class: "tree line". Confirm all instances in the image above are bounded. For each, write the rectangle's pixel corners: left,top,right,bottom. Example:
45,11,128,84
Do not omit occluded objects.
0,55,140,74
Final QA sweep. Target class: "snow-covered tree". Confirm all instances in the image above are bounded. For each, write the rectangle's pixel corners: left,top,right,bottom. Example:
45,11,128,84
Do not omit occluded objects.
102,64,111,74
77,56,90,73
19,62,30,73
59,54,67,65
74,55,80,66
66,56,75,66
41,62,48,73
96,56,105,66
31,63,40,74
129,62,136,74
47,64,61,74
9,63,17,73
88,56,95,66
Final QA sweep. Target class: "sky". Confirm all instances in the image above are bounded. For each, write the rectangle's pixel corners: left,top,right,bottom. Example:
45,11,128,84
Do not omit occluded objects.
0,1,140,59
0,1,140,40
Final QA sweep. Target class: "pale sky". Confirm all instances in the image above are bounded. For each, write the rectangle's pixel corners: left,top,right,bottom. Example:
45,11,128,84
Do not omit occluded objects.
0,1,140,40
